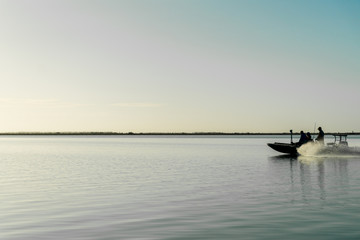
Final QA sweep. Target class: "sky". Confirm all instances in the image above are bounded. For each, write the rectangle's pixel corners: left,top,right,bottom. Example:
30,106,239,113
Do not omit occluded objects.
0,0,359,133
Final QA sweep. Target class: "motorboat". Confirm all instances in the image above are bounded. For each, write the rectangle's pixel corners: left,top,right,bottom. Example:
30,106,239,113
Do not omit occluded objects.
268,130,352,155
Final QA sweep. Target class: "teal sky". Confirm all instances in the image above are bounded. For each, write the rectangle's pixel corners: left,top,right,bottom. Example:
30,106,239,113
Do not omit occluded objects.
0,0,359,133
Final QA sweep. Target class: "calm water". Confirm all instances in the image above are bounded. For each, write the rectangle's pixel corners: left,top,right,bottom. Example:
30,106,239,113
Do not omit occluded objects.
1,135,360,240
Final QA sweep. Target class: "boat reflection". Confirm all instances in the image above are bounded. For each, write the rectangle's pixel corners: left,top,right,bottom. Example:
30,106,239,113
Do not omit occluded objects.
269,154,298,161
268,155,350,203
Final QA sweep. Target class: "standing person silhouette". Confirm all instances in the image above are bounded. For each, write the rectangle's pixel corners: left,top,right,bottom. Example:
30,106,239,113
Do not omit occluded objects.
315,127,325,145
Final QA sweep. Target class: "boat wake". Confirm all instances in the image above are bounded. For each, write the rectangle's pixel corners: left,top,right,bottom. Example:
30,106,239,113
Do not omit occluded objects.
297,143,360,158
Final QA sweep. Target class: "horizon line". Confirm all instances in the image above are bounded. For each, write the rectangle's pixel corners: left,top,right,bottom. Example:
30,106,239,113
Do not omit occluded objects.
0,131,359,136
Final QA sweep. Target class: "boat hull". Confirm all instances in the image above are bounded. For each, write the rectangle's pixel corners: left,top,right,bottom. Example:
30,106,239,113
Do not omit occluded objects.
267,142,298,155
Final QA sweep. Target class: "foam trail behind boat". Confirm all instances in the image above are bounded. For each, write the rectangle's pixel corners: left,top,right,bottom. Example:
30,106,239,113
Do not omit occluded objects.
298,142,360,157
297,143,323,156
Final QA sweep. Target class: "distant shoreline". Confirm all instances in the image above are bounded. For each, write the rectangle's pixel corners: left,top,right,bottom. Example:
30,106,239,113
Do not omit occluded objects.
0,132,359,136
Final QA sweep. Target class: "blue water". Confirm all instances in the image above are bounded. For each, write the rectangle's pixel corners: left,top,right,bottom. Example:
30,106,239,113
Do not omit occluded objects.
1,135,360,239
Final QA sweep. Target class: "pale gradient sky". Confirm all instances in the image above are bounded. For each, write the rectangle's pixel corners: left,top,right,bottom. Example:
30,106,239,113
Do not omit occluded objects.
0,0,359,133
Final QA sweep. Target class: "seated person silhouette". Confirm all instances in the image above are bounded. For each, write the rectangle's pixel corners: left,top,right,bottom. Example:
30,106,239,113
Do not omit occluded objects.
297,131,308,146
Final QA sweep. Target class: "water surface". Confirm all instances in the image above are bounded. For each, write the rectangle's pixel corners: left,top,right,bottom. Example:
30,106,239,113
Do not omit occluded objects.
1,135,360,239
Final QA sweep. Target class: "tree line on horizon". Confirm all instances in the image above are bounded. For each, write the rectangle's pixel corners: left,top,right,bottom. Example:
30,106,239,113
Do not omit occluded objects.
0,131,359,135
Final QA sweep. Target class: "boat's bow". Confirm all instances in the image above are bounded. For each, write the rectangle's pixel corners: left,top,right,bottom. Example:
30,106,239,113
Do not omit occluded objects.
267,142,298,155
